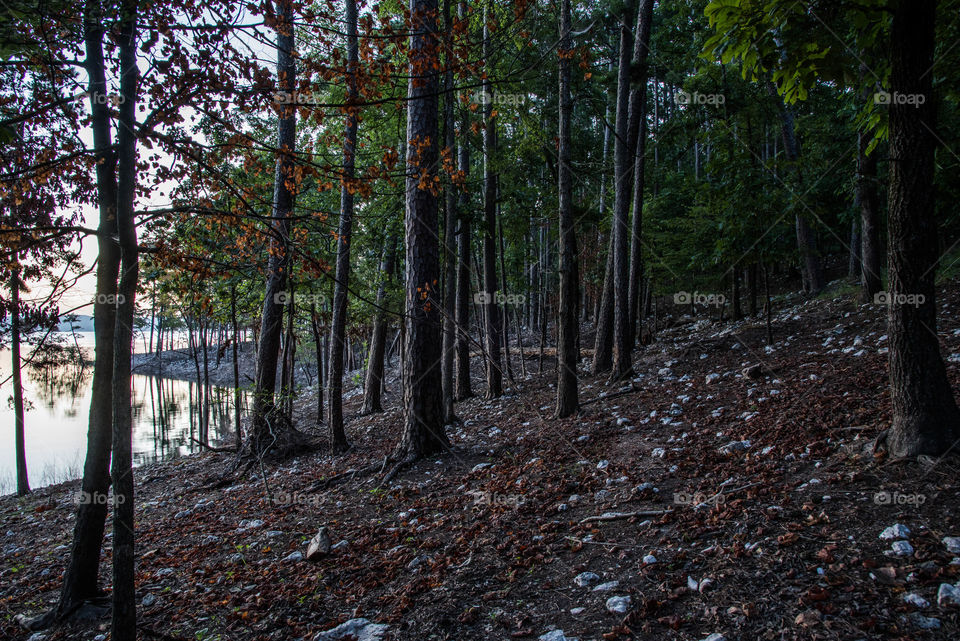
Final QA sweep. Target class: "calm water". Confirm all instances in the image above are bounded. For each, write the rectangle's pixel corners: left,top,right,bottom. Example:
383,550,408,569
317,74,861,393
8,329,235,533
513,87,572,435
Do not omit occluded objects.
0,334,245,494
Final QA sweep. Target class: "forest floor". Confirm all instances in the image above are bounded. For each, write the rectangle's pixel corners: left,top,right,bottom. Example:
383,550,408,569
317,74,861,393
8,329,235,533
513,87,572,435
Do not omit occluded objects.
3,278,960,641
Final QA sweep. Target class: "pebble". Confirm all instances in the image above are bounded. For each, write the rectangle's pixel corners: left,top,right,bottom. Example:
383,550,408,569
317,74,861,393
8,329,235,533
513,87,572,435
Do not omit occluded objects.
569,607,585,615
605,595,631,614
237,519,264,530
471,463,492,473
942,536,960,554
642,554,657,564
701,635,726,641
538,631,578,641
592,581,619,592
283,551,304,562
902,593,929,608
879,524,910,540
142,593,157,607
904,613,940,630
890,540,914,556
573,572,599,587
937,583,960,606
312,618,389,641
596,460,609,470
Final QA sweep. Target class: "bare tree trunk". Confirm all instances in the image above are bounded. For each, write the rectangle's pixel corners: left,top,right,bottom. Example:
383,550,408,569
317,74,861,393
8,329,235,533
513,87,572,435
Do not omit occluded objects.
555,0,578,418
857,129,882,300
10,263,29,495
481,3,502,399
231,285,241,446
310,302,324,423
394,0,449,461
327,0,359,452
440,0,458,424
110,4,139,636
454,50,473,400
363,232,396,414
627,0,654,349
250,0,307,458
50,5,122,619
885,0,960,457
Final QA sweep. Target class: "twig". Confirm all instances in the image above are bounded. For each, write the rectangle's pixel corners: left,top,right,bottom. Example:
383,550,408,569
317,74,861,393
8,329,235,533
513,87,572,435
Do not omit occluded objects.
578,509,672,525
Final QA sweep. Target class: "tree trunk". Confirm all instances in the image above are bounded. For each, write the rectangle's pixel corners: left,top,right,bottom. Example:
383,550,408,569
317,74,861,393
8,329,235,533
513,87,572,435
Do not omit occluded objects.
250,0,307,458
11,264,29,495
627,0,654,349
231,285,241,446
454,37,473,400
440,0,458,424
481,3,502,399
555,0,578,418
885,0,960,457
858,129,882,301
328,0,359,452
592,235,614,373
610,0,636,380
394,0,449,461
110,4,138,636
310,302,324,422
362,232,396,414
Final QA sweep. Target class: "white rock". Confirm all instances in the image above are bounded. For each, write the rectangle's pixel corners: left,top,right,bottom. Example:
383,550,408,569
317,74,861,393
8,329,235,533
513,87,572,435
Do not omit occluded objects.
237,519,264,530
283,551,304,562
890,540,914,556
651,448,666,458
904,613,940,630
902,593,929,608
937,583,960,606
642,554,657,564
313,618,389,641
538,631,578,641
605,595,631,614
700,635,726,641
306,527,332,561
573,571,599,587
141,593,157,607
705,373,720,384
879,524,911,540
596,460,609,470
592,581,619,592
471,462,492,473
942,536,960,554
569,607,585,615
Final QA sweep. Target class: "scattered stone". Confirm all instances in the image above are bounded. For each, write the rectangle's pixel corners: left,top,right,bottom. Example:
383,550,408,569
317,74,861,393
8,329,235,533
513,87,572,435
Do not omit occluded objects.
592,581,619,592
902,593,929,608
642,554,657,564
471,463,492,473
605,595,631,614
698,578,715,593
573,571,599,587
890,540,914,557
557,503,569,512
155,568,174,577
538,631,578,641
569,607,585,615
705,373,720,384
904,613,940,630
742,364,763,379
283,551,304,562
794,609,821,626
141,593,157,607
719,440,751,455
879,524,911,540
237,519,264,531
313,618,389,641
942,536,960,554
306,527,332,561
331,540,349,552
651,448,666,458
201,535,222,546
701,635,726,641
937,583,960,606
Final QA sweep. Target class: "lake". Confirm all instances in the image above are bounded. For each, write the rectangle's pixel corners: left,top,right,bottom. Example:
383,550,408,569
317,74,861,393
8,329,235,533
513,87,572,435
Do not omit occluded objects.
0,333,244,494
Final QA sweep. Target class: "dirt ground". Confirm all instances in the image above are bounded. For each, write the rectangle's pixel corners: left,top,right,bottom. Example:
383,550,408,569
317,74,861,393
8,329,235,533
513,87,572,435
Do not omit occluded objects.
3,280,959,641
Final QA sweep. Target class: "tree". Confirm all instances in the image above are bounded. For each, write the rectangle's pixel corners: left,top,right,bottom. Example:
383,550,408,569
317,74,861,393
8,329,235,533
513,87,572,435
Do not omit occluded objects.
884,0,960,456
555,0,578,418
393,0,449,463
481,1,502,399
328,0,360,453
440,0,458,424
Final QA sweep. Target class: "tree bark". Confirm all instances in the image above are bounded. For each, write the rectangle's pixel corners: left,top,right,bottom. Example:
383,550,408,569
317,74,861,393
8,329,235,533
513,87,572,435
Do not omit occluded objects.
440,0,458,424
250,0,307,458
11,262,29,495
481,3,502,399
394,0,449,461
328,0,359,452
555,0,578,418
110,3,138,636
857,130,882,301
454,27,473,400
885,0,960,457
362,232,396,414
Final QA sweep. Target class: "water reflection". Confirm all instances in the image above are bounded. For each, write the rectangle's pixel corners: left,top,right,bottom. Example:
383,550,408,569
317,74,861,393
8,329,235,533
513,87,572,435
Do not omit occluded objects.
1,345,249,492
